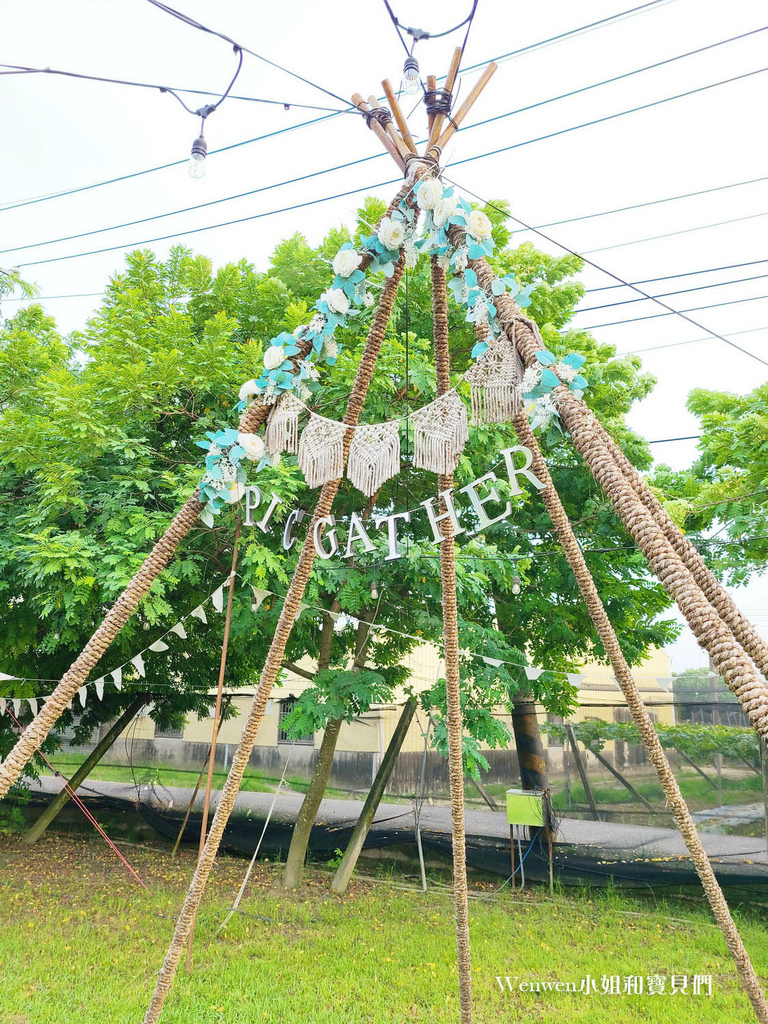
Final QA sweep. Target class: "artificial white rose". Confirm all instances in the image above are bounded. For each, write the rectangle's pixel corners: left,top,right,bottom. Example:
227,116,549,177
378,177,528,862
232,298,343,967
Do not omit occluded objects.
377,216,406,251
263,345,286,371
222,481,245,505
432,195,458,228
237,432,266,461
416,177,443,211
467,209,493,239
238,379,259,403
332,247,363,277
320,287,350,315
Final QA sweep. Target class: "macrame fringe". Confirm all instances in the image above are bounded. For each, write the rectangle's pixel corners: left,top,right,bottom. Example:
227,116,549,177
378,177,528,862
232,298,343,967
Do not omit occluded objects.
265,394,303,456
465,335,523,426
347,422,401,497
297,415,347,488
412,391,468,475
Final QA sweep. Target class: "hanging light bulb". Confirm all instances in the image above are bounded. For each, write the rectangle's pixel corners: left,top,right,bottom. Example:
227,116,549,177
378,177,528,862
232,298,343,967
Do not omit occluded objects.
403,55,420,95
188,134,207,179
370,580,379,601
512,574,521,596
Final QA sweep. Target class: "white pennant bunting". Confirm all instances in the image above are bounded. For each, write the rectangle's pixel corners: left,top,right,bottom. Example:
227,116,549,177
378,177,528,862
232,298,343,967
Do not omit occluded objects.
567,673,582,685
131,654,145,678
95,678,105,701
212,587,225,613
12,698,22,718
27,698,38,717
295,603,310,621
483,657,503,668
149,640,169,652
251,588,269,611
0,701,5,716
111,667,122,690
78,687,87,708
191,605,208,623
0,672,18,681
170,623,187,640
524,666,543,681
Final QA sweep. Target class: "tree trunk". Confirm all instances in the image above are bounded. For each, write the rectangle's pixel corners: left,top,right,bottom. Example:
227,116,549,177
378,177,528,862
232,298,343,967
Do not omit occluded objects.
511,692,549,791
281,715,343,889
23,695,146,845
331,696,417,893
282,608,371,890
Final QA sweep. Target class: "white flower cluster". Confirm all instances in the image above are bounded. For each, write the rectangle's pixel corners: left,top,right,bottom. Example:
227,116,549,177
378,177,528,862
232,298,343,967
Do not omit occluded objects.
436,251,452,273
309,312,327,334
363,291,375,307
404,239,418,270
521,365,542,393
453,246,469,273
322,338,339,360
554,361,577,383
300,358,320,382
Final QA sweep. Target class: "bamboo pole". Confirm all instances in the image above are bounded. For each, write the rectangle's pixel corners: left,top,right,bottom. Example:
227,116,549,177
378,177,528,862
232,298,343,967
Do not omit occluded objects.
427,46,462,153
382,78,417,153
352,93,406,170
185,519,241,969
429,62,498,159
425,75,437,132
367,92,410,163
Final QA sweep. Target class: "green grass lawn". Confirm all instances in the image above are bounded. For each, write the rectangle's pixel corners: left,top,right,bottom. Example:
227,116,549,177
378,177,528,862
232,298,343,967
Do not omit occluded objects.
1,832,766,1023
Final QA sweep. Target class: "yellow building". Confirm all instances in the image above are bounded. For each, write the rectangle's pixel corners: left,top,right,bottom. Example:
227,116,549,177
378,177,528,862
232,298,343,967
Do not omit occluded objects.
121,638,675,790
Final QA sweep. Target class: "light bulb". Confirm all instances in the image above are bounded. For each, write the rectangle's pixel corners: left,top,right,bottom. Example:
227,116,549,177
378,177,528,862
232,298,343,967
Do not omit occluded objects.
188,134,207,179
371,581,379,600
512,574,521,596
403,56,420,96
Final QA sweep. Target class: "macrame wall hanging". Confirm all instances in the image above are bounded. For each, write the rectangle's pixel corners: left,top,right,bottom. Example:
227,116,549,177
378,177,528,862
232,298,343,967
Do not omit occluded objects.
412,390,469,474
347,421,401,497
465,332,523,425
297,416,348,488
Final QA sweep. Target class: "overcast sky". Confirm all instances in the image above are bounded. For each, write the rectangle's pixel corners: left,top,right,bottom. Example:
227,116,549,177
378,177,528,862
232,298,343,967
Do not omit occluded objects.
2,0,767,671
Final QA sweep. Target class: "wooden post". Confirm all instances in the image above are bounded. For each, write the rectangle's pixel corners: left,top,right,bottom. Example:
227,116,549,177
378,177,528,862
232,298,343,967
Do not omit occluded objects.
565,724,599,821
23,695,147,845
367,94,409,163
331,697,417,893
677,748,719,790
186,520,241,969
470,775,499,810
427,47,462,152
352,94,406,170
425,75,437,131
429,63,498,159
382,79,417,154
587,745,656,813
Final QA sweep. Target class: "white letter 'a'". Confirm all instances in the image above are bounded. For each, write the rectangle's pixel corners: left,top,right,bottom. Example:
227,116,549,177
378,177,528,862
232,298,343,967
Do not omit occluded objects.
500,445,545,495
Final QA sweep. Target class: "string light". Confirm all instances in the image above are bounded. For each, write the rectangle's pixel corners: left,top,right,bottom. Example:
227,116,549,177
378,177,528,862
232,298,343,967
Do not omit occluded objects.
188,130,208,179
402,55,421,95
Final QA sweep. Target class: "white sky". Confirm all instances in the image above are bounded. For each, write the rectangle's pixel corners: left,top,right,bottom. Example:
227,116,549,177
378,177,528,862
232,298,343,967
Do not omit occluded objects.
2,0,767,670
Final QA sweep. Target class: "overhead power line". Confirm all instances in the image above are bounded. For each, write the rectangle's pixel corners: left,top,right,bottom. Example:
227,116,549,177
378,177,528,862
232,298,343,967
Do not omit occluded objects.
0,10,733,215
588,257,768,293
584,210,768,254
576,272,768,314
580,293,768,331
615,325,767,356
445,176,768,368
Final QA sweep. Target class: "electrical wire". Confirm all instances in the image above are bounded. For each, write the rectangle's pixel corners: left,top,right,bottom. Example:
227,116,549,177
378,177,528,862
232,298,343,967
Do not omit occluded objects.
580,293,768,331
0,11,731,216
588,257,768,294
577,273,768,314
0,62,353,115
144,0,352,107
584,210,768,255
616,325,767,357
444,175,768,368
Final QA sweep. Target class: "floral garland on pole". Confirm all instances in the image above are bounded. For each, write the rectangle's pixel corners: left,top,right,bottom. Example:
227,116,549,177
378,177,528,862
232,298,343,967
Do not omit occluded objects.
195,178,590,521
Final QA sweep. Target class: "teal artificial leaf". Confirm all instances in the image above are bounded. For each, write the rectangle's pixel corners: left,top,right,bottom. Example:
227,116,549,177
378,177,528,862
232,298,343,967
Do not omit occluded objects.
571,374,589,390
562,352,586,369
491,279,506,296
471,341,489,359
535,350,556,366
540,368,560,388
464,268,478,288
467,243,485,260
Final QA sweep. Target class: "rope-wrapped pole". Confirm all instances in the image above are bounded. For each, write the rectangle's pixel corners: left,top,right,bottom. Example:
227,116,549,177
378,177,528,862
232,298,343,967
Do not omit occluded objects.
0,181,415,801
512,410,768,1023
142,250,408,1024
431,255,474,1024
463,251,768,742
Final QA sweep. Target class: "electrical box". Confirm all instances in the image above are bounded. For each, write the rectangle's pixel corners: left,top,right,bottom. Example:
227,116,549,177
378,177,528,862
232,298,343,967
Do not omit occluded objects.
505,788,545,827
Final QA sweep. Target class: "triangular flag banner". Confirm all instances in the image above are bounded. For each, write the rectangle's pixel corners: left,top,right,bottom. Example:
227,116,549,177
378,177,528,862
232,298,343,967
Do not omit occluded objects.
524,666,543,681
170,623,187,640
483,657,503,668
567,673,582,685
12,698,22,718
212,587,225,613
0,672,18,681
111,667,122,690
78,687,87,708
27,698,38,717
328,611,340,623
251,588,269,611
149,639,170,652
95,678,105,700
0,701,5,716
191,605,207,623
131,654,145,678
295,603,309,621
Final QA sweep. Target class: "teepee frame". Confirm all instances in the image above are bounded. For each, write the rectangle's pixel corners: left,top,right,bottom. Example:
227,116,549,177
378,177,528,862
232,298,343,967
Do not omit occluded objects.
2,54,767,1024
